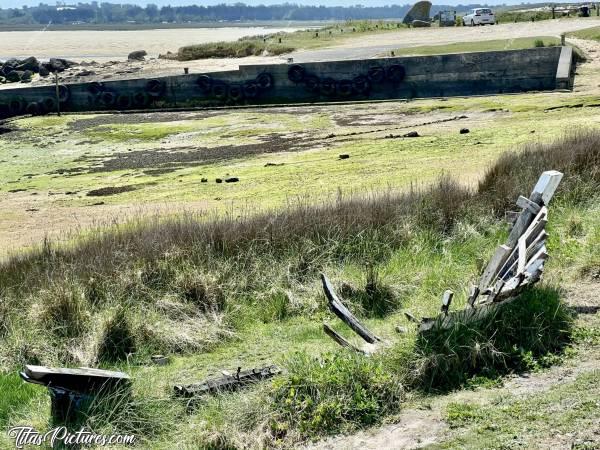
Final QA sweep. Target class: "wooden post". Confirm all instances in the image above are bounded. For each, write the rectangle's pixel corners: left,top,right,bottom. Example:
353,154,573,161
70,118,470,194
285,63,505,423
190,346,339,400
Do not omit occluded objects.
54,72,61,117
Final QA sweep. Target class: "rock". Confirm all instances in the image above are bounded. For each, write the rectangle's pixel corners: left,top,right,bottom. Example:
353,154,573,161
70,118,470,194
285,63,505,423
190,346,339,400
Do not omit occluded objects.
16,56,39,72
216,178,223,183
77,70,96,77
6,70,22,82
225,177,239,183
201,178,208,183
403,131,420,137
0,76,5,84
460,128,470,134
47,58,76,72
411,19,432,27
128,50,147,61
20,70,33,82
38,65,50,77
339,154,350,159
1,58,19,75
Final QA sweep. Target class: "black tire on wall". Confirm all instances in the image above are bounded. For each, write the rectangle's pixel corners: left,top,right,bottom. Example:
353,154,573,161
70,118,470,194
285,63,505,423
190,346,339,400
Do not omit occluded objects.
367,66,386,83
304,75,320,93
100,91,117,107
352,75,371,95
288,65,306,83
116,94,132,109
196,75,213,93
228,85,244,102
243,81,259,98
212,82,229,100
337,79,354,97
132,91,150,108
146,79,165,97
42,97,56,112
25,102,40,115
256,73,273,90
8,98,25,116
57,85,70,103
320,77,337,96
88,82,104,95
387,64,406,83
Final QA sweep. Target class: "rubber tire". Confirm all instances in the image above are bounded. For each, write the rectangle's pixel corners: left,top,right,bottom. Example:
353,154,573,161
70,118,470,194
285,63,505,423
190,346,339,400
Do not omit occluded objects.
100,91,116,107
387,64,406,83
243,81,259,99
116,94,132,109
8,98,25,116
146,79,165,97
42,97,56,112
196,75,212,93
228,85,244,102
89,82,104,95
212,82,229,100
352,75,371,95
256,73,273,90
287,65,305,83
132,91,150,108
337,79,354,97
25,102,40,115
320,78,337,96
304,75,320,93
367,66,386,83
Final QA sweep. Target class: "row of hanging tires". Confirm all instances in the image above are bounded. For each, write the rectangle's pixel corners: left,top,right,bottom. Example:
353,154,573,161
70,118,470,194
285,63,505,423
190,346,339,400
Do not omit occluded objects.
195,72,274,103
287,64,406,97
86,79,165,110
0,84,70,118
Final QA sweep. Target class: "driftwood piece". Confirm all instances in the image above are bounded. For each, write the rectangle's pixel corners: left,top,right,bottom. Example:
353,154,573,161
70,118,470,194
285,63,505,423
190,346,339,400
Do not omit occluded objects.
323,323,364,353
321,273,382,344
174,365,281,398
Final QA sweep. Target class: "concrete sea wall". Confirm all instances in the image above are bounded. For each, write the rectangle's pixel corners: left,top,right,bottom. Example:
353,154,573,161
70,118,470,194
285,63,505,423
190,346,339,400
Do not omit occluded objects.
0,46,574,119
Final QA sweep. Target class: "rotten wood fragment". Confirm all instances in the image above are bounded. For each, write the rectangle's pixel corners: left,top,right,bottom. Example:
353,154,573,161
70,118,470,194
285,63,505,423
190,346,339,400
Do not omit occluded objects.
174,365,281,398
321,273,382,344
323,323,364,353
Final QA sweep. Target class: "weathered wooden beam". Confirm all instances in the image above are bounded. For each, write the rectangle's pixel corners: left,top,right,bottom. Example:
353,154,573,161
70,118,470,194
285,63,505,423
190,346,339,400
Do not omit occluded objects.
20,365,130,394
174,365,281,398
467,285,480,308
321,273,382,344
323,323,364,353
440,290,454,315
479,244,512,291
516,195,542,215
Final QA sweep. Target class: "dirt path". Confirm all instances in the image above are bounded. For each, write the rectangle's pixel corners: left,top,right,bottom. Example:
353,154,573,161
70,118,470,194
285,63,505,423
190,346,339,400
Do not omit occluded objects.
305,282,600,450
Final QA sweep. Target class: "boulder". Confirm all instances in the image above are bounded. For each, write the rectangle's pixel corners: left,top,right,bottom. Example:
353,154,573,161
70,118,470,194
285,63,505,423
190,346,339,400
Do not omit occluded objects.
16,56,39,72
128,50,147,61
411,19,431,27
403,131,420,137
38,65,50,77
20,70,33,82
47,58,77,72
460,128,470,134
6,70,23,82
225,177,239,183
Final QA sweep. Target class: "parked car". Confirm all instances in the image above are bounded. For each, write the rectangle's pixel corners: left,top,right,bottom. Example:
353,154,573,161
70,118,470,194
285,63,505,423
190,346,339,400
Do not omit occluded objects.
462,8,496,26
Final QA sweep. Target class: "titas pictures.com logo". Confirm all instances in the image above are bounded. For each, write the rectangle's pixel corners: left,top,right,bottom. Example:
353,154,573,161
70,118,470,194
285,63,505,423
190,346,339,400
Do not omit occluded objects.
8,426,136,448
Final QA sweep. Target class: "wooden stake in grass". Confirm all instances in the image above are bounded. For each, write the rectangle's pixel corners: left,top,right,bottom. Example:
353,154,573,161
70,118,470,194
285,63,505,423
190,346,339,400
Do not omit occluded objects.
54,72,61,117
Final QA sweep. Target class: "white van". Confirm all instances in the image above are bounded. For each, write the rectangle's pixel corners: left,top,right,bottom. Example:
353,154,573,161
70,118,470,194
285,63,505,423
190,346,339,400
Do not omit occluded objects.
462,8,496,26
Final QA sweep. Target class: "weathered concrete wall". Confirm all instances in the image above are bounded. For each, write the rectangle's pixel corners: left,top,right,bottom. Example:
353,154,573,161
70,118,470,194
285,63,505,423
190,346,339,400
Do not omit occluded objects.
0,46,573,119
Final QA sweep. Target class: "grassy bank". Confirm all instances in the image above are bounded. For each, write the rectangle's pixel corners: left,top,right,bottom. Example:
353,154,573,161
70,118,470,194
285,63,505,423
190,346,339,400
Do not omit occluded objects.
569,25,600,41
0,129,598,447
170,20,404,60
388,36,560,57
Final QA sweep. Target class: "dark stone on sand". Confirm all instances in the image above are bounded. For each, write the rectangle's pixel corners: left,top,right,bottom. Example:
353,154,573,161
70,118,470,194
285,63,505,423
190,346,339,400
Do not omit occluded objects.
460,128,470,134
339,154,350,159
225,177,239,183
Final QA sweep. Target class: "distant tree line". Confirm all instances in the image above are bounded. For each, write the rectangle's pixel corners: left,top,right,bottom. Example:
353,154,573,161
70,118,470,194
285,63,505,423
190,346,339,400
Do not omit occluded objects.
0,2,497,25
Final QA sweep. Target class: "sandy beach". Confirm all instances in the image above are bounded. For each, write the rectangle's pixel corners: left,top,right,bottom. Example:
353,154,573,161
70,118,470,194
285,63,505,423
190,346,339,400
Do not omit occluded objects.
0,26,302,62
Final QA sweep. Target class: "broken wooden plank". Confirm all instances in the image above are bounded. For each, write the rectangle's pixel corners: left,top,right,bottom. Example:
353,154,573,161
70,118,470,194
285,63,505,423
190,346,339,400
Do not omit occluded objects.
516,195,541,215
479,244,512,291
440,290,454,315
20,365,130,394
174,365,281,398
323,323,364,353
467,285,480,308
321,273,382,344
